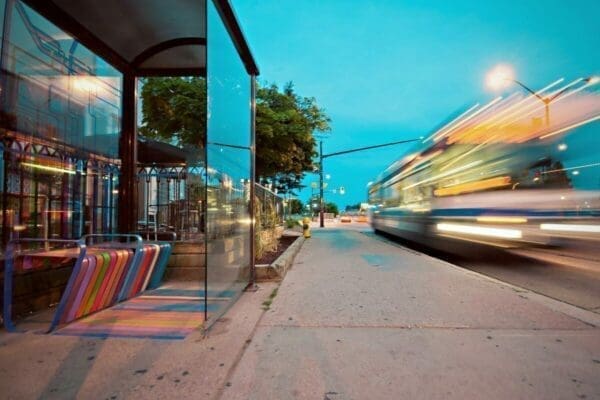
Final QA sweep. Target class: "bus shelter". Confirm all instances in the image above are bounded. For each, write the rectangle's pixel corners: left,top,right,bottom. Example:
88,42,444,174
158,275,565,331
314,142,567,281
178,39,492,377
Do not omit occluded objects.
0,0,258,333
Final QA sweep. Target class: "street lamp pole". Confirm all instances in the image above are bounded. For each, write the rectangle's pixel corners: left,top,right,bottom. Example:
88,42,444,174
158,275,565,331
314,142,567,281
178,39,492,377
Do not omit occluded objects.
508,79,552,127
317,137,422,228
319,140,324,227
510,77,597,127
487,65,598,128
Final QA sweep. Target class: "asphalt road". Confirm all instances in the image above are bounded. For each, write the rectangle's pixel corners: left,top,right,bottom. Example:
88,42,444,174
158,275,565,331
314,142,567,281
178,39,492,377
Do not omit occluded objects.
369,227,600,314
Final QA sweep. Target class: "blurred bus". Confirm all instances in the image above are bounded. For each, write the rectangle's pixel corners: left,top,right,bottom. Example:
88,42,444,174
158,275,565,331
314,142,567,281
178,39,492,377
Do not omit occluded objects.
369,78,600,250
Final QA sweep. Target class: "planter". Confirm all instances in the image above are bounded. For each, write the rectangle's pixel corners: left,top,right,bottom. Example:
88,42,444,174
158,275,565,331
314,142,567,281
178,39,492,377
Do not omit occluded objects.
255,235,304,282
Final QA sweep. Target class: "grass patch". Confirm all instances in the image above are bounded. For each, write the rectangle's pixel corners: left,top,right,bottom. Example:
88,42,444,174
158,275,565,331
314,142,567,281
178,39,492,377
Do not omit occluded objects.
261,287,279,310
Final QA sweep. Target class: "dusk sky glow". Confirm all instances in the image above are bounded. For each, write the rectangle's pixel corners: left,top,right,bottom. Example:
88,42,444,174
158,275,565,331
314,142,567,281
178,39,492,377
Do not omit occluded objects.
235,0,600,208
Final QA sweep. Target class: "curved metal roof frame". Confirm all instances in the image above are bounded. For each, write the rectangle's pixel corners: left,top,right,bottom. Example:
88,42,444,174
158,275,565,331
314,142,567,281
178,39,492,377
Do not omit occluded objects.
21,0,259,77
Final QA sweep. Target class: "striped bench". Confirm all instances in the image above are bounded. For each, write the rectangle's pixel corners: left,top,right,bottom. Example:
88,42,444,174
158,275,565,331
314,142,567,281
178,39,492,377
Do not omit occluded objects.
2,235,172,332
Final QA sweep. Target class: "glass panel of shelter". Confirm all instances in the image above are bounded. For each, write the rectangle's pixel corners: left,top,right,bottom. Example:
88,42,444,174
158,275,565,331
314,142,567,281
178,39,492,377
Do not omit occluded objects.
206,0,252,322
0,0,122,254
0,0,255,330
136,162,206,241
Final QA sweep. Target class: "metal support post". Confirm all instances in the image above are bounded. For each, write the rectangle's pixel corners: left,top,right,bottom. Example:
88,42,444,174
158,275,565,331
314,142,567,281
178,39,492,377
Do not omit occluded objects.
319,140,324,228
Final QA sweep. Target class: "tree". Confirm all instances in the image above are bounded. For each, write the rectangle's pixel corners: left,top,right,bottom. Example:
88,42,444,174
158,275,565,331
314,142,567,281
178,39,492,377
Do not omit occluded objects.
139,78,330,193
256,82,330,192
139,77,206,147
345,203,363,212
288,198,304,214
324,202,339,216
269,173,304,196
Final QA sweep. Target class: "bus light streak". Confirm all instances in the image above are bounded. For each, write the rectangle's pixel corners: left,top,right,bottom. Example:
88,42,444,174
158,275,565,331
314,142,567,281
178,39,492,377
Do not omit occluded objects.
403,160,483,191
423,103,480,143
539,114,600,139
540,224,600,233
541,161,600,174
437,223,523,239
434,176,511,197
476,216,528,224
434,97,503,142
489,78,567,127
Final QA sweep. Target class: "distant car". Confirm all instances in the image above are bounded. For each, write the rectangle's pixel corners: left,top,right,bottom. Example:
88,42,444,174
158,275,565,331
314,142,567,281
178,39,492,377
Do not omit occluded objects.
340,215,352,223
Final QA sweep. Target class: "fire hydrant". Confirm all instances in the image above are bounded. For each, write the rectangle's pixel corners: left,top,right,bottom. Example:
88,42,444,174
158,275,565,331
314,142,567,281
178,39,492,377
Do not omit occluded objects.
302,217,311,238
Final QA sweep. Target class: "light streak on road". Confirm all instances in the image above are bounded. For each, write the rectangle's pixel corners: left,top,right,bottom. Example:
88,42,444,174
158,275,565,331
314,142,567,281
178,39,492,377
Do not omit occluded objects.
539,114,600,139
422,103,481,143
402,160,483,190
540,224,600,233
433,97,503,142
437,223,523,239
541,161,600,174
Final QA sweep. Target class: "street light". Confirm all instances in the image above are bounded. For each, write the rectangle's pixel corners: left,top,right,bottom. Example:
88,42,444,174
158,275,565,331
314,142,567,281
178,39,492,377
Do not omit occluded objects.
485,64,599,127
317,137,422,228
485,64,515,91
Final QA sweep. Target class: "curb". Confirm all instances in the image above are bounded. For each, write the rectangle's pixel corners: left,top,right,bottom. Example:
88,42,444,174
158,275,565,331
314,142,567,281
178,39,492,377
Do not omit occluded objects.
256,235,305,281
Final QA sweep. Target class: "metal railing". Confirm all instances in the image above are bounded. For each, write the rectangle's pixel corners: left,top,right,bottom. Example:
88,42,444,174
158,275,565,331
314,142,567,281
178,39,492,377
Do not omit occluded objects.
254,183,284,229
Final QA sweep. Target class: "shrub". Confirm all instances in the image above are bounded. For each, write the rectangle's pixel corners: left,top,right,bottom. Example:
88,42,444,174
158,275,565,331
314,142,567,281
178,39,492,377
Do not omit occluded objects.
285,218,299,229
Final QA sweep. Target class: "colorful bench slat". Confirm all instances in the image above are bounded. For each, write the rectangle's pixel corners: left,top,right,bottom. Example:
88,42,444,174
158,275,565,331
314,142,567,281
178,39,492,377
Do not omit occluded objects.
59,256,90,325
146,243,173,290
81,252,111,316
130,244,160,296
69,254,97,321
105,249,133,309
63,249,137,324
90,250,120,313
56,239,170,327
3,236,172,333
117,249,140,301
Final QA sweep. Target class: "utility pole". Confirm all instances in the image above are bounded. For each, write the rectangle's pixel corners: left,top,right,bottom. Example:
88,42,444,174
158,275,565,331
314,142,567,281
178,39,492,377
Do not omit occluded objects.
319,140,324,227
318,137,422,228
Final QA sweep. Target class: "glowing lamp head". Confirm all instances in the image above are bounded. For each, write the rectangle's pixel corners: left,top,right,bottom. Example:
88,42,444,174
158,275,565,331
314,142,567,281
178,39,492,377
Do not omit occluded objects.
485,64,515,91
588,76,600,85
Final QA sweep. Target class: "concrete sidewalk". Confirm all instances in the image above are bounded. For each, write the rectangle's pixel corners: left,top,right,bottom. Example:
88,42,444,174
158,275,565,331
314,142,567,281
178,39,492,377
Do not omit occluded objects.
222,228,600,399
0,281,278,400
1,227,599,399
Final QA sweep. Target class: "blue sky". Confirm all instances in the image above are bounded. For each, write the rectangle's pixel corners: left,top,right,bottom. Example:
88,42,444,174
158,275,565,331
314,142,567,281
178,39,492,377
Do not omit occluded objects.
234,0,600,208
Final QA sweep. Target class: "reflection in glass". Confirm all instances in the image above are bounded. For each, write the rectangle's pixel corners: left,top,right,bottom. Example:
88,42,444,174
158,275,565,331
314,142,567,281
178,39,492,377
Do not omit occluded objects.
0,1,122,252
206,0,252,322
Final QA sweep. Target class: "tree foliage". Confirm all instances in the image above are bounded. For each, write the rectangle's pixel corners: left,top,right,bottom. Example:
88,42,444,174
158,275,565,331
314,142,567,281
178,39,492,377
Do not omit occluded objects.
139,77,207,147
345,203,363,212
256,82,330,193
288,198,304,214
139,78,330,194
324,202,339,216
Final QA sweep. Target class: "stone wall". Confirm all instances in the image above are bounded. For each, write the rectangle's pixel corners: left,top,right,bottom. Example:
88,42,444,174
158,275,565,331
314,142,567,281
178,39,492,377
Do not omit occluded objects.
164,242,206,281
0,260,74,322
